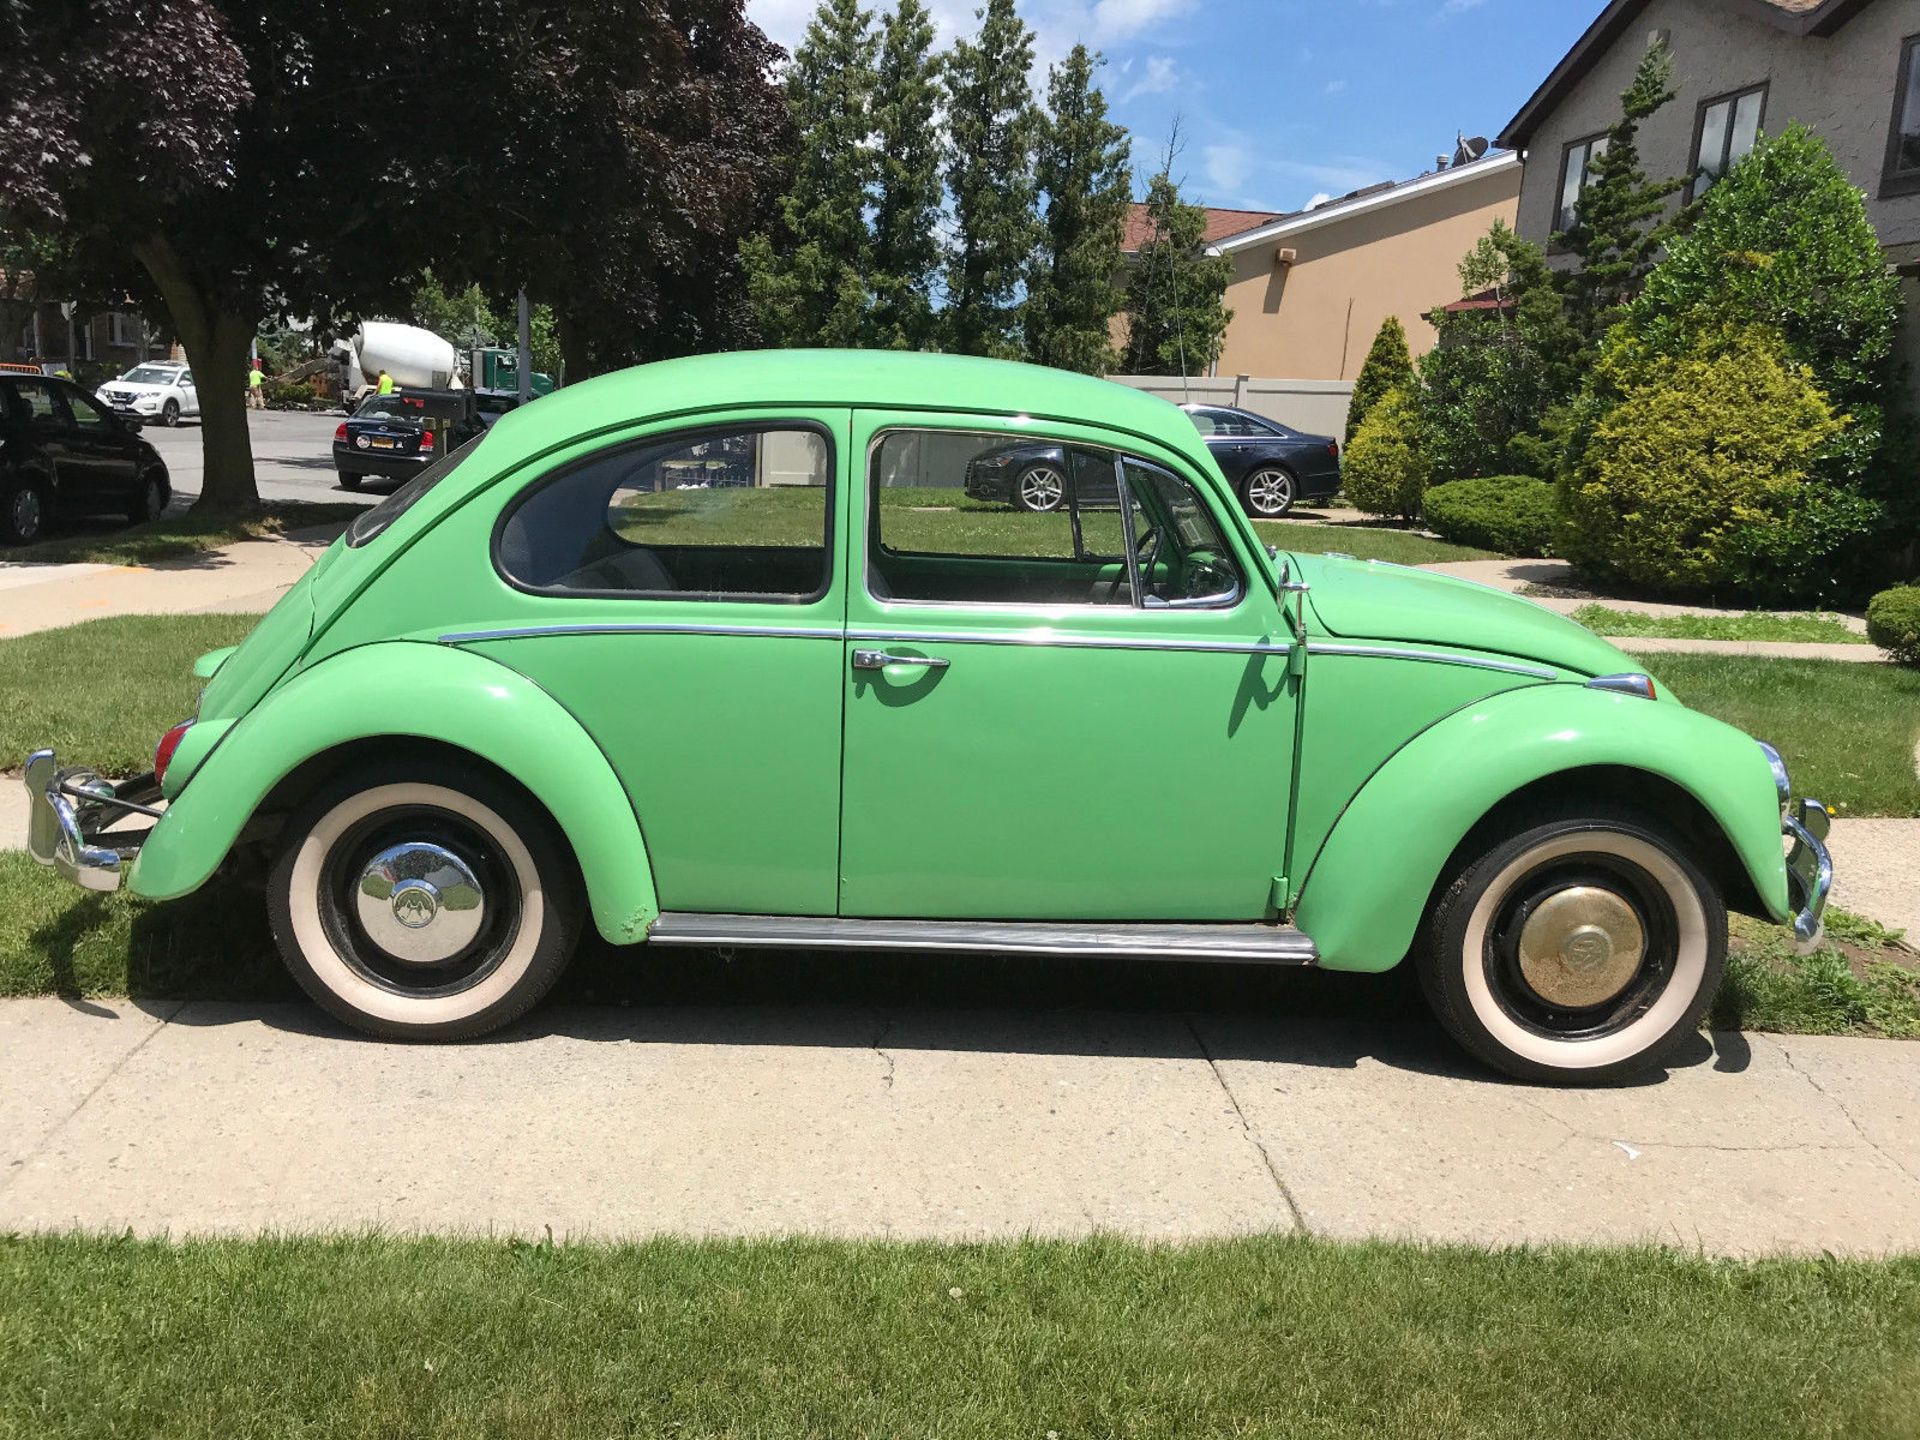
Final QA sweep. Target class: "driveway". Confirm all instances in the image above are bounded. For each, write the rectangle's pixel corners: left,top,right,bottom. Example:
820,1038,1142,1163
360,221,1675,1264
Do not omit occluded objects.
3,996,1916,1254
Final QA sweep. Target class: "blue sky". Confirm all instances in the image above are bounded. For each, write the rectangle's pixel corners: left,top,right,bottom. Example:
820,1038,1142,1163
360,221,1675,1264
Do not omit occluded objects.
745,0,1598,212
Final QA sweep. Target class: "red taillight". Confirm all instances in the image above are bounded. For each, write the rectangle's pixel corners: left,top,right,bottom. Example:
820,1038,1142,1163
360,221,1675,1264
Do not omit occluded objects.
419,427,435,451
1327,440,1340,459
153,719,193,785
334,422,348,442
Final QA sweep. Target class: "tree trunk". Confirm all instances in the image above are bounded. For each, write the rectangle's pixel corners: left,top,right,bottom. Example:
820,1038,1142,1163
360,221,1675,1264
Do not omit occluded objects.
132,233,261,509
556,311,592,385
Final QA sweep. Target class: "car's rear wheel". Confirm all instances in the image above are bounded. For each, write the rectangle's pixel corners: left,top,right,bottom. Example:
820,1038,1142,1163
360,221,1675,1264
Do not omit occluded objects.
161,398,180,427
1415,808,1725,1084
1014,463,1067,513
2,472,51,545
266,761,584,1041
1242,466,1296,518
338,471,363,491
127,469,168,525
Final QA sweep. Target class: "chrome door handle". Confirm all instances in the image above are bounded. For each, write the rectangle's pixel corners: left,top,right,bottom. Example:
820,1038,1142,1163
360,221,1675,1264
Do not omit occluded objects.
852,648,949,671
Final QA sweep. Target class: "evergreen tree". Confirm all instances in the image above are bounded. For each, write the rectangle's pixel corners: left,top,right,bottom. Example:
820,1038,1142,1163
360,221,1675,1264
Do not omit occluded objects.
942,0,1042,358
741,0,878,348
1553,37,1682,354
1120,167,1232,376
1345,315,1412,447
868,0,943,350
1026,44,1131,374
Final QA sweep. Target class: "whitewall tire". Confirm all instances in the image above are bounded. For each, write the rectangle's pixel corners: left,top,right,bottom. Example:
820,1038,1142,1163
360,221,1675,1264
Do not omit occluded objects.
267,762,583,1040
1416,810,1725,1084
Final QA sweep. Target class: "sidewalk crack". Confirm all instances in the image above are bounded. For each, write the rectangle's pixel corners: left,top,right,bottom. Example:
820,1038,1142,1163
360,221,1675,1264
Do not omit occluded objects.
1185,1014,1306,1233
871,1013,896,1092
0,1000,185,1200
1769,1035,1920,1188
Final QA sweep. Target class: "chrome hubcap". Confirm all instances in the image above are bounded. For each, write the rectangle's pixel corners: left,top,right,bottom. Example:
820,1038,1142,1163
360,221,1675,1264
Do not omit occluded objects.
1248,470,1292,514
1020,467,1064,509
12,489,41,536
1517,885,1645,1008
355,842,486,964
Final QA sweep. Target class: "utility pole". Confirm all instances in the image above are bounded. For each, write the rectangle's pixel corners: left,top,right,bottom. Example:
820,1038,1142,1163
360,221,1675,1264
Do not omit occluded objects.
516,289,532,404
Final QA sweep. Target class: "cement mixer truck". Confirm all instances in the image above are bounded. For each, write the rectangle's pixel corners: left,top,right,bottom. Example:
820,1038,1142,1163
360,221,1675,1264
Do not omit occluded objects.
328,322,461,411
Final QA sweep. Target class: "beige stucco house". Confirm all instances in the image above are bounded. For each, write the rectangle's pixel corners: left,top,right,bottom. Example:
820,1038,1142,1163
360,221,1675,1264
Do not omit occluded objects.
1120,153,1521,384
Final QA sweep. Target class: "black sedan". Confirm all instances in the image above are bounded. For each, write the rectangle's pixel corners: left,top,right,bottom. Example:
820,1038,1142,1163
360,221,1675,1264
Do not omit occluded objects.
1179,404,1340,518
334,389,486,491
1,372,170,544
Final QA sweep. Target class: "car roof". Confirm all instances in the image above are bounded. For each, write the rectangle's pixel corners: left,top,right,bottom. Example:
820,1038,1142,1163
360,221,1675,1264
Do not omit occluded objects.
482,350,1207,464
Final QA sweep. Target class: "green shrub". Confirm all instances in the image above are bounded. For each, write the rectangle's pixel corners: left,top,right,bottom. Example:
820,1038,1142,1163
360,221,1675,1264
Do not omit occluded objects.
1558,325,1851,598
1345,315,1413,447
1340,387,1427,519
1422,475,1556,556
264,380,315,406
1867,584,1920,665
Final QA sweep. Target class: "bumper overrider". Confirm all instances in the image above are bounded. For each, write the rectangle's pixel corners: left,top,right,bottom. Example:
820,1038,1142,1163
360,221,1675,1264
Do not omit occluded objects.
23,749,164,893
1760,741,1833,944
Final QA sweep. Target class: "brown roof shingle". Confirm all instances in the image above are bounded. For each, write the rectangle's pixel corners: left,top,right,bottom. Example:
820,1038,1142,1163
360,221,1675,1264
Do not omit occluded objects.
1122,203,1284,253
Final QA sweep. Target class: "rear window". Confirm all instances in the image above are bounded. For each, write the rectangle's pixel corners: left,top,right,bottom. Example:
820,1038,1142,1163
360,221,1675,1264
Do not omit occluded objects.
356,392,467,422
346,433,487,548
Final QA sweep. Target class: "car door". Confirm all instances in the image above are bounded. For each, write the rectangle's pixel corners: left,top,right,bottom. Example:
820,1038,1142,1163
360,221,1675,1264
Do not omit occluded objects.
53,383,138,500
176,369,198,416
839,411,1300,921
7,380,73,494
467,409,851,915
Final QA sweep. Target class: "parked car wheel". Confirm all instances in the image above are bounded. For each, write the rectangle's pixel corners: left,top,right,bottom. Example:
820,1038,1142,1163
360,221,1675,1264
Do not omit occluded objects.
2,472,51,545
338,471,363,491
1416,807,1725,1084
161,398,181,427
127,469,168,525
1014,462,1067,513
1241,466,1297,518
266,761,585,1040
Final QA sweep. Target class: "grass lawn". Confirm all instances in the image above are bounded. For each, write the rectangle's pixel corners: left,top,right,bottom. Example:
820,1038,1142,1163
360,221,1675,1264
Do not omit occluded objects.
1253,517,1500,564
1573,604,1868,644
6,500,362,566
1644,654,1920,818
0,613,263,777
2,1232,1915,1439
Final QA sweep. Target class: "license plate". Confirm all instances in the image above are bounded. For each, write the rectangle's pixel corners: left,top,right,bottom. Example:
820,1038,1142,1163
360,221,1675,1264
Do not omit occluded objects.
369,438,396,449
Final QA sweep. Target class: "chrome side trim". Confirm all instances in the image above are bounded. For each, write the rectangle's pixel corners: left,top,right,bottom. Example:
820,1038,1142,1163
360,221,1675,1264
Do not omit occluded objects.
848,628,1292,657
647,912,1319,963
1304,642,1558,680
438,622,844,644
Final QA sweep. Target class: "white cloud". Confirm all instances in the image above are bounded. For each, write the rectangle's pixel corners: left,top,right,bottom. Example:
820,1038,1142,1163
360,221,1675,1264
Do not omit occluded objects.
1305,191,1333,209
1086,0,1198,43
1203,143,1253,194
1121,55,1179,102
1323,78,1347,95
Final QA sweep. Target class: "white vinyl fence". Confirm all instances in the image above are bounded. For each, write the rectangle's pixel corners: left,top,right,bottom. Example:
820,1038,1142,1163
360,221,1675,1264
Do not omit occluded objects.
1110,375,1353,440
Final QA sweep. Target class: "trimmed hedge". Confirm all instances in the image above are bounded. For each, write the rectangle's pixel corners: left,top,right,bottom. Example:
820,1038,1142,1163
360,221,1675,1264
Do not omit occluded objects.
1422,475,1556,557
1340,387,1427,520
1867,585,1920,665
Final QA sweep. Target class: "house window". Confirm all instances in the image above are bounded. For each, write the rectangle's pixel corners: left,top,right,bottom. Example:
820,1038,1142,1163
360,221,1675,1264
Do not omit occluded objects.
1690,84,1766,200
1883,34,1920,197
1555,133,1608,233
109,312,139,348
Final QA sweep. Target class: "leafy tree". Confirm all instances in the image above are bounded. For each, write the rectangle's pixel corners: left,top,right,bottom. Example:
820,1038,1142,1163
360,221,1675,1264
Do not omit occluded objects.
740,0,877,348
404,273,563,378
867,0,943,351
1341,386,1428,520
1559,325,1853,601
943,0,1042,358
1120,167,1232,376
1345,316,1413,447
1418,221,1578,481
1552,37,1682,355
1025,45,1131,375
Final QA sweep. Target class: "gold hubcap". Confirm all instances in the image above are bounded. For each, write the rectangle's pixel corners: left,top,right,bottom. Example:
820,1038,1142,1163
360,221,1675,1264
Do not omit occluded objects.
1517,886,1645,1008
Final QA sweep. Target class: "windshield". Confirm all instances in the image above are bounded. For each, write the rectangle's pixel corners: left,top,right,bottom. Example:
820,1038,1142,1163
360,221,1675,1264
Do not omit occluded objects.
346,432,486,548
123,366,179,385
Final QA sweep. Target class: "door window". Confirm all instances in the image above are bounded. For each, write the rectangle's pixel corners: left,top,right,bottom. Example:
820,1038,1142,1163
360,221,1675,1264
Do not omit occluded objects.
497,424,832,601
62,386,113,430
8,380,59,421
868,428,1240,609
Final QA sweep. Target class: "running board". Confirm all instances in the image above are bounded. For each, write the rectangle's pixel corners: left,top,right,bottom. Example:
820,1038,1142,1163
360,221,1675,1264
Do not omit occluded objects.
646,913,1317,964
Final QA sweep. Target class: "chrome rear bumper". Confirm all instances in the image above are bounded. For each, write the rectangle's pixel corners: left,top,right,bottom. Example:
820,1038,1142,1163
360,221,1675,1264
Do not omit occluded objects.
23,749,162,894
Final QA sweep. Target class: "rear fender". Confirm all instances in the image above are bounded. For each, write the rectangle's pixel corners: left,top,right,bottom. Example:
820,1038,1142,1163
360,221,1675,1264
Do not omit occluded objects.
1296,684,1788,972
129,641,659,944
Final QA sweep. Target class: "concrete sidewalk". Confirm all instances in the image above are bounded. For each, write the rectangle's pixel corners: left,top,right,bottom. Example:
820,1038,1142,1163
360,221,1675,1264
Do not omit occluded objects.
3,997,1916,1254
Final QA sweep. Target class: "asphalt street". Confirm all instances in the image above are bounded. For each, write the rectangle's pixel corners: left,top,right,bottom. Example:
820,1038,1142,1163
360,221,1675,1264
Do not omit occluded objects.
145,409,378,510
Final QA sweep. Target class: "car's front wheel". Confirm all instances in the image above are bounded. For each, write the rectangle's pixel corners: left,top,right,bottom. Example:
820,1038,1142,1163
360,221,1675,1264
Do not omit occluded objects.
1013,463,1067,513
1241,466,1297,518
2,472,51,545
267,761,584,1040
1415,808,1725,1084
127,469,168,525
161,398,181,427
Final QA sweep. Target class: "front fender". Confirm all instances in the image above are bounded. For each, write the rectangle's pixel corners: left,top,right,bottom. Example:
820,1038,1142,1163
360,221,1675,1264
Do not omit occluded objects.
1296,684,1788,972
129,641,659,944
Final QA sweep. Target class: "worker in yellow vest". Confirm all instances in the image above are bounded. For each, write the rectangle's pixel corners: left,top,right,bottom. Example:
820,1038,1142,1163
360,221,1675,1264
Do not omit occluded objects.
375,369,395,396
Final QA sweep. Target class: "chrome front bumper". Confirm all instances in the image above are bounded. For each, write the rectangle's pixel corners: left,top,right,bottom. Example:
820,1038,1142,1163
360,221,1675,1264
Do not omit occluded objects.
1761,741,1832,944
23,750,162,894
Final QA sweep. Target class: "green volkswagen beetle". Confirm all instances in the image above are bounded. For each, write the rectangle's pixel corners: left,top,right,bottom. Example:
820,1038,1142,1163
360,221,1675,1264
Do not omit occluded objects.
25,351,1831,1081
